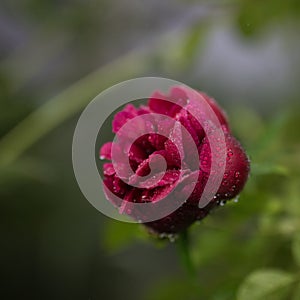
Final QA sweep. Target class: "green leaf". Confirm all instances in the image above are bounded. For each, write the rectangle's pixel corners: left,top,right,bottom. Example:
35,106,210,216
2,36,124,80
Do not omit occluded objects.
237,269,295,300
292,233,300,267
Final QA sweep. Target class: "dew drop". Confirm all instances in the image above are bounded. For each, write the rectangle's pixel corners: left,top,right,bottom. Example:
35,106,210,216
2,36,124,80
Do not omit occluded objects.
222,180,228,186
168,234,177,243
230,185,236,192
159,233,167,239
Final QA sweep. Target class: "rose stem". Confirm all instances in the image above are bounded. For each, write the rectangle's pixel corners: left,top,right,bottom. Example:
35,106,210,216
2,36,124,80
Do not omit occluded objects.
176,229,197,280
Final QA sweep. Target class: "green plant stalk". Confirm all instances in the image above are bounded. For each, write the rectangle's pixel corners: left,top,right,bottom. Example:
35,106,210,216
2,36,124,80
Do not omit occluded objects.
176,229,197,279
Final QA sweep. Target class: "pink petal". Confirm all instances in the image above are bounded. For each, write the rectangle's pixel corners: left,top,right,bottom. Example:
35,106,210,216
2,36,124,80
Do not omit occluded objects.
103,163,115,176
100,142,112,160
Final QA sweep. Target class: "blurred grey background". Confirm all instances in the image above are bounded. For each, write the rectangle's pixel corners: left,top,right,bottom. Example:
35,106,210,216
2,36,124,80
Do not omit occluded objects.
0,1,300,299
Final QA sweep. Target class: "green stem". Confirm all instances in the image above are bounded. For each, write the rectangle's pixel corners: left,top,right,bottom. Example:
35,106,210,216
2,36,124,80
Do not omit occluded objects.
176,229,197,279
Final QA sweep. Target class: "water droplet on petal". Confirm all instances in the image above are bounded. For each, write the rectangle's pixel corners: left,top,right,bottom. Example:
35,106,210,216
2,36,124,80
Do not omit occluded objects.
235,171,240,178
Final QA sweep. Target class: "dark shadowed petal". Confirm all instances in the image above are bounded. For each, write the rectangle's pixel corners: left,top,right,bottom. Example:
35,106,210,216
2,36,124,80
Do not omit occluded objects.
147,133,167,150
129,143,148,164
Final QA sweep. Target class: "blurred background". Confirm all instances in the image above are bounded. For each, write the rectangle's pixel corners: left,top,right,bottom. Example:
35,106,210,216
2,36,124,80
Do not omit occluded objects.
1,0,300,299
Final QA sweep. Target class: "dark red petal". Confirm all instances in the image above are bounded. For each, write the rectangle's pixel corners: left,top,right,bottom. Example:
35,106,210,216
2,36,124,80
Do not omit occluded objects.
148,89,186,117
200,134,250,200
129,169,180,189
148,91,173,115
147,133,167,150
129,143,148,164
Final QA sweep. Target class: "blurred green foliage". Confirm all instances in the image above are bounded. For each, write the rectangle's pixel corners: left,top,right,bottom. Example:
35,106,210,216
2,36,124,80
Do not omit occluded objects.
237,0,300,36
1,0,300,299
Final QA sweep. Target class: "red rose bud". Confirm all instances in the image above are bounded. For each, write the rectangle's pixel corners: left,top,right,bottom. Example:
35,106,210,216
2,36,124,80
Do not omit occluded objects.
100,86,250,235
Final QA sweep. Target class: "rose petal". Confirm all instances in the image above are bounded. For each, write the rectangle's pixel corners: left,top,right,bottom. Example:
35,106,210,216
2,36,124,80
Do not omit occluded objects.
103,163,115,176
100,142,112,160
